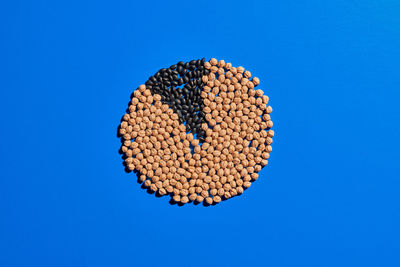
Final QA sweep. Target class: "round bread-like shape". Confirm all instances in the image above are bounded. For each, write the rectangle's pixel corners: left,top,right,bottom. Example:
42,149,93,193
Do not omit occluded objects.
118,58,274,206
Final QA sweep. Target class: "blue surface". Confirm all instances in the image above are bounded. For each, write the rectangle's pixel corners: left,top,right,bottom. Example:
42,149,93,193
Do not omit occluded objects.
1,1,400,266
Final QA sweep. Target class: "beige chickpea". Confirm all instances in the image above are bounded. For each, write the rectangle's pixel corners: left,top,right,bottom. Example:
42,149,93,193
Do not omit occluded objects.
180,196,189,204
244,70,251,78
236,186,244,194
234,82,242,90
240,78,249,86
158,188,167,195
142,89,151,97
123,113,130,121
120,121,128,129
252,77,260,86
251,173,258,180
189,194,197,202
172,195,181,202
164,185,173,193
261,95,269,104
230,188,238,196
262,113,270,121
213,196,222,203
144,180,151,188
201,189,209,198
224,192,232,199
196,195,204,203
266,137,273,145
210,188,218,196
261,152,270,159
247,81,255,89
138,84,146,92
254,89,263,97
205,197,213,205
217,187,225,196
243,181,251,189
146,95,153,104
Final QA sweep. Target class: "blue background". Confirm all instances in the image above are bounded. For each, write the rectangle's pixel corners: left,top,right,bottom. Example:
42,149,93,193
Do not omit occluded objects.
1,1,400,266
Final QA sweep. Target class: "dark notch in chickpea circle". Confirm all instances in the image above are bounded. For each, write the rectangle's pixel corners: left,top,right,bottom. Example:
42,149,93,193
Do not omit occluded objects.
119,58,274,206
145,58,209,141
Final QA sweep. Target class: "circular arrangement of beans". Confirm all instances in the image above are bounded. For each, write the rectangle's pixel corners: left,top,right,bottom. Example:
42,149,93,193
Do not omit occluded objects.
118,58,274,205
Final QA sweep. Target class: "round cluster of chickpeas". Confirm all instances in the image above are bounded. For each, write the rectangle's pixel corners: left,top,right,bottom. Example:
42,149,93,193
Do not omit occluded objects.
119,58,274,205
